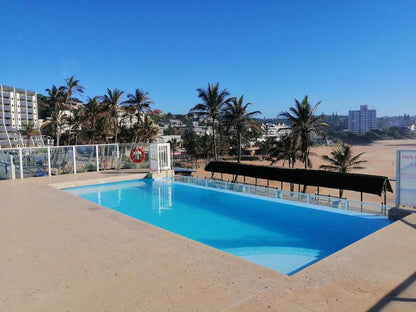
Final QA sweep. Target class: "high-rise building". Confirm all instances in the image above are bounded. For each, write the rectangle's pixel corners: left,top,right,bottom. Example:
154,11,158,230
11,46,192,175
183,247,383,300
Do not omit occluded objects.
0,85,43,148
348,105,376,134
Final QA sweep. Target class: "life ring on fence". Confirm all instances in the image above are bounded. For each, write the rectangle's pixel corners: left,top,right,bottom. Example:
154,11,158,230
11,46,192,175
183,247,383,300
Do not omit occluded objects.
130,147,145,163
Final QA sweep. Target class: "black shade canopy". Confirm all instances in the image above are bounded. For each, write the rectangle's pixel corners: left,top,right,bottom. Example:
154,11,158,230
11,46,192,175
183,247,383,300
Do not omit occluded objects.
205,161,393,196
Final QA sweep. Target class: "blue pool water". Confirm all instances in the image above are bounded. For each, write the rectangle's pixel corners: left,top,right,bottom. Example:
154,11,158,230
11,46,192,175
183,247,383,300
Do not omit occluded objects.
65,179,391,275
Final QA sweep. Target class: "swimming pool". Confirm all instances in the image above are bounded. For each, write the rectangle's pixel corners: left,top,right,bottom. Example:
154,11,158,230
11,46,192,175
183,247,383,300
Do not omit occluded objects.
65,178,391,275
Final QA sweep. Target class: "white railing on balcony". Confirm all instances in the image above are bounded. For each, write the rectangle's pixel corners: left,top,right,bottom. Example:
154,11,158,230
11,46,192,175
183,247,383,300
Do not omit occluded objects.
0,143,171,180
173,175,393,216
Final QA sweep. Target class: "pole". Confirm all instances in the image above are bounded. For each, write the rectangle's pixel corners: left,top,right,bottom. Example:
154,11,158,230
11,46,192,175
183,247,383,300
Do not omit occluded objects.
19,148,23,179
73,146,77,174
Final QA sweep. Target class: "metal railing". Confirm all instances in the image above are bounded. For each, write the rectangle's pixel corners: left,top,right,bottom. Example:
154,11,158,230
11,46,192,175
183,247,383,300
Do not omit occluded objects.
0,143,160,180
173,175,393,216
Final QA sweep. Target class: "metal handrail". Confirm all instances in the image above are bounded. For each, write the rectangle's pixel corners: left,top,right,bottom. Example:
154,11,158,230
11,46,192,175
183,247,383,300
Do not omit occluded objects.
173,175,393,216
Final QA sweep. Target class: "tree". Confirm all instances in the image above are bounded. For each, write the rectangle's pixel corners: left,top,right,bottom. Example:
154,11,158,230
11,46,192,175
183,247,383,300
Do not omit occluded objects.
258,137,276,160
269,133,301,192
269,133,300,168
44,85,67,146
168,138,180,155
183,129,201,160
95,116,113,143
37,94,51,119
135,116,159,143
163,126,175,135
120,104,136,128
223,95,261,162
20,122,37,147
83,96,103,143
280,96,328,169
66,107,83,145
123,88,154,124
320,143,367,197
189,83,230,160
64,75,84,107
103,88,124,143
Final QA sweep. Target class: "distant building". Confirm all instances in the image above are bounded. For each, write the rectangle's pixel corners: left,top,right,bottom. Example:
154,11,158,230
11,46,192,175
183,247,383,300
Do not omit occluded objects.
348,105,376,134
258,123,291,142
192,123,213,136
0,85,43,148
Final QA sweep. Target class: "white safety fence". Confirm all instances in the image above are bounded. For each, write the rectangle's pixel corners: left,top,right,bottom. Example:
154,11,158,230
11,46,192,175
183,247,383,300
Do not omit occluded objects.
174,175,393,216
0,143,171,180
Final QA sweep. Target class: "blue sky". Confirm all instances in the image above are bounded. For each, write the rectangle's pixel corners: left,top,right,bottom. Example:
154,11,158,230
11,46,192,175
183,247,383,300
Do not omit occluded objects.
0,0,415,117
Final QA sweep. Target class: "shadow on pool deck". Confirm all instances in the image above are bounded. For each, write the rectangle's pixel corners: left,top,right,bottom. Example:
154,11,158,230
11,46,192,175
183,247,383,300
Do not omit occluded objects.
368,270,416,311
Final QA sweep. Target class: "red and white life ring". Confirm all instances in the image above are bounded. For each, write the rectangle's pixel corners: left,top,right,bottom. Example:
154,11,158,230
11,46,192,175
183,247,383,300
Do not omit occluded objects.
130,147,145,163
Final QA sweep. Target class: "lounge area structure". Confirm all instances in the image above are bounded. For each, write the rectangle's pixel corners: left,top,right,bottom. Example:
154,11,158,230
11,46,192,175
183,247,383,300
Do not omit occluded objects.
205,161,393,204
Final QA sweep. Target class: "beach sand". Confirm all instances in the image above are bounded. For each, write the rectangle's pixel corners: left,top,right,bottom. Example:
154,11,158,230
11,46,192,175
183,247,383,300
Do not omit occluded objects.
190,139,416,207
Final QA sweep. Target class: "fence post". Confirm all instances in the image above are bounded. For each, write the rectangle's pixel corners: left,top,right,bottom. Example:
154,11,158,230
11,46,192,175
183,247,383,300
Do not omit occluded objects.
73,146,77,174
116,144,120,169
19,148,23,179
96,145,99,172
10,155,16,179
47,146,51,176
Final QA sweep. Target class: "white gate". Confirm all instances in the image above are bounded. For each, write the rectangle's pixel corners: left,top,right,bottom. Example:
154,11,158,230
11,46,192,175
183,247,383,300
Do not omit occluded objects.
149,143,171,172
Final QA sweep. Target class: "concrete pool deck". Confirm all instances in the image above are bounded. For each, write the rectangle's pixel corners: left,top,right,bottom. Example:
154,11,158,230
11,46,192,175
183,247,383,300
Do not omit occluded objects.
1,171,415,311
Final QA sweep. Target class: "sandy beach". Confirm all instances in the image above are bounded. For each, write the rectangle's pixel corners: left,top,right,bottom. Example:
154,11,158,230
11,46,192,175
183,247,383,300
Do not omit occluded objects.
191,139,416,207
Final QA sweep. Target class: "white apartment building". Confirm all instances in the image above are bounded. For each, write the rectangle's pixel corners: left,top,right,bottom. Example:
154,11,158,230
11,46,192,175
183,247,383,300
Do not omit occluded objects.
0,85,43,148
348,105,377,134
258,123,291,142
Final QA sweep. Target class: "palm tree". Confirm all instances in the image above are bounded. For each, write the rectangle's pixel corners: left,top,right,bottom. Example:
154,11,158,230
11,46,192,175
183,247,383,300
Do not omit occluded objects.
258,137,276,160
280,96,328,169
320,143,367,197
223,95,261,163
64,75,84,107
190,82,230,160
19,122,37,147
269,133,301,192
45,85,67,146
103,88,124,143
183,129,202,161
123,89,154,124
136,116,159,143
84,96,102,143
168,138,180,154
269,133,300,168
66,107,83,145
121,104,137,128
95,116,113,143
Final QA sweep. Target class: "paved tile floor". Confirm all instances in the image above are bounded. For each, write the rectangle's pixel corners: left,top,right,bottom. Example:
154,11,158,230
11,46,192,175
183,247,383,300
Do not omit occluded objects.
1,171,415,311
